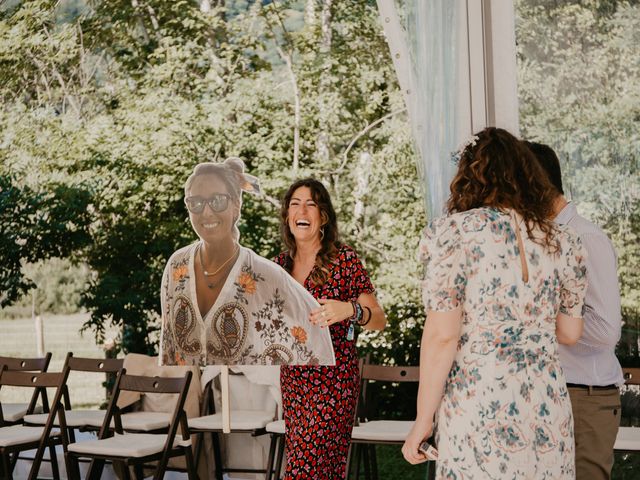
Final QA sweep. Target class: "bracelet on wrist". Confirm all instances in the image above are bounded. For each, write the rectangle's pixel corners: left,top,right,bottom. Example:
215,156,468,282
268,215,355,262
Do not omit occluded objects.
358,306,372,326
349,301,363,323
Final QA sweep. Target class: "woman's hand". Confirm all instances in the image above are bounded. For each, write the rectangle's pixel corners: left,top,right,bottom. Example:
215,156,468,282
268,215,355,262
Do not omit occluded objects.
310,299,354,327
402,418,434,465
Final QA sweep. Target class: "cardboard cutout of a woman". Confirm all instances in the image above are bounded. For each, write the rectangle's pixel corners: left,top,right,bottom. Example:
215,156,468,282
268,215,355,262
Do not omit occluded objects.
159,158,335,366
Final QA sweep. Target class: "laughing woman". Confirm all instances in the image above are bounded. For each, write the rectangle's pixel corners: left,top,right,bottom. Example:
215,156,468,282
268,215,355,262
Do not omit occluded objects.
274,178,387,479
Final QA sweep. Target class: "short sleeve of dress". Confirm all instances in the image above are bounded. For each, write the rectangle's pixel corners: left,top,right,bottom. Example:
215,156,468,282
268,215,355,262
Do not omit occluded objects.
419,216,467,312
559,230,588,318
342,246,375,300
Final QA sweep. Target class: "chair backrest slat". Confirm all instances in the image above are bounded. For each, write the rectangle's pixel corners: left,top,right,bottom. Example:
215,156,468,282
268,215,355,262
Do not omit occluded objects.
67,355,123,373
0,370,66,388
623,368,640,386
0,353,51,372
361,364,420,383
118,373,192,394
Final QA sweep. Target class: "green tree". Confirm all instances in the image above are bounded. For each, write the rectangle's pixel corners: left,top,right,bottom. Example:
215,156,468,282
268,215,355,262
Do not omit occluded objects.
516,0,640,362
1,0,426,358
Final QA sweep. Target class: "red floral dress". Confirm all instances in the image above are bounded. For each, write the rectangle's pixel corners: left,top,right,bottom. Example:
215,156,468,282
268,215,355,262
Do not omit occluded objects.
274,244,375,479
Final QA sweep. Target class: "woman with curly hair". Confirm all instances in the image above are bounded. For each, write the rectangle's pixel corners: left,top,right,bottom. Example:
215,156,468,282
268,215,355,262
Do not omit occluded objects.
402,127,588,479
275,178,386,479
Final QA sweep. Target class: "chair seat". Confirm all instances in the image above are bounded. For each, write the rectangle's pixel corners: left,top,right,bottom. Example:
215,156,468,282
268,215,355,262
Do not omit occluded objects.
68,433,192,458
23,410,170,431
24,410,106,428
351,420,413,442
2,403,43,423
190,410,275,431
266,419,285,434
0,425,60,447
615,427,640,451
117,411,172,431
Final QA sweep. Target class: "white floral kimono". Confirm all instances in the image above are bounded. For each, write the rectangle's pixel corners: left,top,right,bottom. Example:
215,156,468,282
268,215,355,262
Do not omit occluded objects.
159,243,335,367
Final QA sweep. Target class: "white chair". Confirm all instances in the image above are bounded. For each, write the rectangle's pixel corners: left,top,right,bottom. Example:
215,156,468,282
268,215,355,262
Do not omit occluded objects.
65,369,196,480
614,368,640,454
192,368,277,480
0,367,70,480
23,353,123,442
347,360,436,480
0,354,51,427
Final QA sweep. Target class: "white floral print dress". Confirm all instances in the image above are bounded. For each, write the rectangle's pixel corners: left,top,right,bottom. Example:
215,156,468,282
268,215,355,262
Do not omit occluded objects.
420,207,587,480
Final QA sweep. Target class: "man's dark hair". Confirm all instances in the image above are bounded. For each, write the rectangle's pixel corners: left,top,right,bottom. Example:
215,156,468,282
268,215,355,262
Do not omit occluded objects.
523,141,564,195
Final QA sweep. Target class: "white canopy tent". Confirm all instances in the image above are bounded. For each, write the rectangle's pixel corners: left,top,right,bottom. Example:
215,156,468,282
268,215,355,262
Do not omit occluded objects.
376,0,520,218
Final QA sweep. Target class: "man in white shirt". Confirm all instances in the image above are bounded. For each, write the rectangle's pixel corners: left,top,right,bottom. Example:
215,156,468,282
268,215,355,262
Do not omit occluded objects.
527,141,624,480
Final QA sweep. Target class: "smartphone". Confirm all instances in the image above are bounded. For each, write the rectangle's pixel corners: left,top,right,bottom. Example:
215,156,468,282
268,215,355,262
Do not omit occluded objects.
418,436,438,460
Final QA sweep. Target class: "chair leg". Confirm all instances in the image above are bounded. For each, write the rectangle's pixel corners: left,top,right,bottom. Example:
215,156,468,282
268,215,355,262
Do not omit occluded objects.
345,443,353,479
65,452,81,480
211,432,224,480
369,444,378,480
354,444,362,480
193,432,203,474
49,442,61,480
362,444,371,480
153,451,172,480
264,434,277,480
1,452,13,480
426,460,437,480
87,458,107,480
27,442,49,480
134,462,145,480
274,435,286,480
184,446,198,480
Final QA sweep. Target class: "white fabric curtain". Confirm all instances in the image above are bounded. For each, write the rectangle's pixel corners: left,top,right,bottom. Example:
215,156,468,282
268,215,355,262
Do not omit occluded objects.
404,0,461,219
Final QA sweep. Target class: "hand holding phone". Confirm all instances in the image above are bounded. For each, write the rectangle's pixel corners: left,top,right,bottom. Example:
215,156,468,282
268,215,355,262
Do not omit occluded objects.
418,436,438,460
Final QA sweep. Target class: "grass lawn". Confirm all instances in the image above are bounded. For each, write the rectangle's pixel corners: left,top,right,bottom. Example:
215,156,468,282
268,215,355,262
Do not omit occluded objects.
375,445,433,479
0,313,118,407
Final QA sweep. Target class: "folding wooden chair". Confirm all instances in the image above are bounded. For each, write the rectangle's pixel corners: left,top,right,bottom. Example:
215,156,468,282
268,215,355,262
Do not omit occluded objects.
615,368,640,453
65,369,196,480
347,359,435,480
190,371,276,480
0,353,52,426
24,353,124,442
0,366,70,480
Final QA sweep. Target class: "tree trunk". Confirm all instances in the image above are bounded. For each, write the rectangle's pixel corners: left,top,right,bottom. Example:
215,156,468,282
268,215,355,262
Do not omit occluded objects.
315,0,333,167
353,152,372,232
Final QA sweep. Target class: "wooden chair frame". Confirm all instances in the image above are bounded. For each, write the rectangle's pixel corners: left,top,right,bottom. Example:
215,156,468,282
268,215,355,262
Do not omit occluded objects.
192,374,274,480
24,352,124,443
65,369,195,480
346,359,435,480
0,366,70,480
0,353,52,427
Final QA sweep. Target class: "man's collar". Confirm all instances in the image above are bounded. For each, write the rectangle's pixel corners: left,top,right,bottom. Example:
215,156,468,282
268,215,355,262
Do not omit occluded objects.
554,201,577,225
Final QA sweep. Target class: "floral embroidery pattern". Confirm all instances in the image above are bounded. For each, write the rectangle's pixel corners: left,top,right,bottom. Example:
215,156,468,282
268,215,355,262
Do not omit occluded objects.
422,208,587,479
172,265,188,282
291,326,308,344
234,265,263,302
237,271,257,295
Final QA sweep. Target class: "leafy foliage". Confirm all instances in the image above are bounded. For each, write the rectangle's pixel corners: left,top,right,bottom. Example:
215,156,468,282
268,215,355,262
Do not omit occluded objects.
0,0,426,358
516,0,640,363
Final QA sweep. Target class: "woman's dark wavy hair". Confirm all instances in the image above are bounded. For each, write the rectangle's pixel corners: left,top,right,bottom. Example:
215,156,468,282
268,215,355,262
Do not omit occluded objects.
280,178,340,285
447,127,560,252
